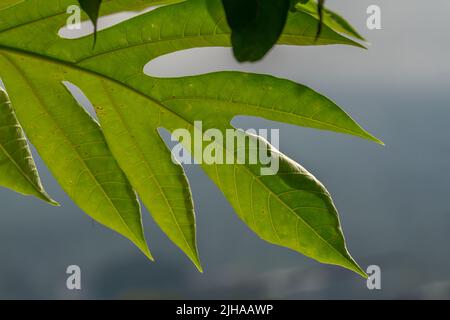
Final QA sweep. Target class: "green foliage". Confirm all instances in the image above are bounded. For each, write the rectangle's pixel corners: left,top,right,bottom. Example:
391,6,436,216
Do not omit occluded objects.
0,0,380,276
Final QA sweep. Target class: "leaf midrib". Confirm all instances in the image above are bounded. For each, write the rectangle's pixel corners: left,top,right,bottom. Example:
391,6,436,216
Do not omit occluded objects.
74,33,353,65
159,96,373,141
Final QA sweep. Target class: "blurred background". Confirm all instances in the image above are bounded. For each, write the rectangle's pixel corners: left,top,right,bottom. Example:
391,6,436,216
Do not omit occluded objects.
1,0,450,299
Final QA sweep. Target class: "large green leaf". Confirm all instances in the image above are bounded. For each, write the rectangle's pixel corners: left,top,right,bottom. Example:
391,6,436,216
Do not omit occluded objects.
0,87,56,205
0,0,380,275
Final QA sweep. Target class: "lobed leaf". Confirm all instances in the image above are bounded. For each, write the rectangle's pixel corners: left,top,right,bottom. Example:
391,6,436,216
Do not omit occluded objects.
0,0,378,275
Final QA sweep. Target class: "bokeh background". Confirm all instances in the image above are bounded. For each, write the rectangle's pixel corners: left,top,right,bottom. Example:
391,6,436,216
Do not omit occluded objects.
1,0,449,299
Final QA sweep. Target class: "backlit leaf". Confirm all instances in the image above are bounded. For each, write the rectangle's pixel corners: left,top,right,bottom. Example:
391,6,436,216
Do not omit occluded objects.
0,0,379,275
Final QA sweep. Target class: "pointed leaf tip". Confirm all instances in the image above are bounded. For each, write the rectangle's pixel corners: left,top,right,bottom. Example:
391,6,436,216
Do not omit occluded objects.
0,87,57,205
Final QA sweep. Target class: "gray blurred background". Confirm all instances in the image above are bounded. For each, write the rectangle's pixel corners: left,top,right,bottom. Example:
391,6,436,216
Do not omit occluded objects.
1,0,449,299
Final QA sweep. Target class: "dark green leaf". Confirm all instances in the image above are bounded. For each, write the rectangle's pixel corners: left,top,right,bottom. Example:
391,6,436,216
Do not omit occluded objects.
78,0,102,45
221,0,290,62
